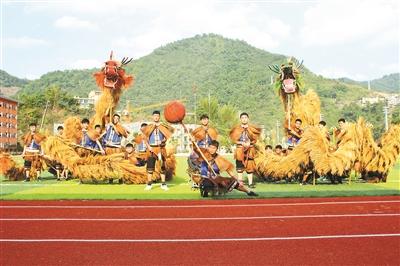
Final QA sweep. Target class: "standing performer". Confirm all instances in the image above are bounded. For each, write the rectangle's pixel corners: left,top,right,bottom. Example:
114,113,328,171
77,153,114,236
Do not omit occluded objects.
200,140,258,197
229,112,261,188
80,119,105,154
189,114,218,166
55,125,65,180
191,114,218,149
333,118,347,147
287,118,303,147
318,121,330,141
22,122,45,182
134,123,148,167
103,114,129,154
142,110,174,191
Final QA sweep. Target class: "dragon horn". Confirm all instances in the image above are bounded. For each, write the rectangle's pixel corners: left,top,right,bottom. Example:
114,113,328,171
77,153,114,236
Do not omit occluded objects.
121,58,133,66
110,51,113,60
296,59,304,69
268,65,280,74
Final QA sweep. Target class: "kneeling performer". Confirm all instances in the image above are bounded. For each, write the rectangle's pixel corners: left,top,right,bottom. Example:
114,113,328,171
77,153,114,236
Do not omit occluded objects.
200,140,258,197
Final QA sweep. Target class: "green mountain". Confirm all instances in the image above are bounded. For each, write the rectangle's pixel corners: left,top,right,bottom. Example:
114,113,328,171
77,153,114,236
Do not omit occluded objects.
0,69,28,88
15,34,376,129
339,73,399,94
0,70,29,96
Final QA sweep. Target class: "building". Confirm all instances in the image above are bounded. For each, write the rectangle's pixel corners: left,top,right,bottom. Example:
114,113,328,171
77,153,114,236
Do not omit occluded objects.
360,96,384,106
74,90,101,109
0,95,18,150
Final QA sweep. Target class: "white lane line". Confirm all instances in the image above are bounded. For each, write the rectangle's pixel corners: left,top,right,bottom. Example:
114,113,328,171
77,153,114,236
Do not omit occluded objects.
1,233,399,243
1,200,400,209
1,213,400,222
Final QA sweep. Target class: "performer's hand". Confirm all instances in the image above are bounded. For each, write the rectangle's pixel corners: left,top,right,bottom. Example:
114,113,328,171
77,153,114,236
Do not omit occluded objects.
148,147,154,153
101,150,105,155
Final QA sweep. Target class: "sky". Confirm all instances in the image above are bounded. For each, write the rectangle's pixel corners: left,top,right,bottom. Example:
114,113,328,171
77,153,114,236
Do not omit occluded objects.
0,0,399,81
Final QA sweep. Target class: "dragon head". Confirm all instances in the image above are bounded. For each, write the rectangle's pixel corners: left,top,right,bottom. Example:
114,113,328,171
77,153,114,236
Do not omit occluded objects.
269,57,303,94
94,51,134,90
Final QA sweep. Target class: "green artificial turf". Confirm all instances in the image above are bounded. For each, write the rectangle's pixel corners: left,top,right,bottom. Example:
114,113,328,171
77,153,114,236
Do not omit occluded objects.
1,156,399,200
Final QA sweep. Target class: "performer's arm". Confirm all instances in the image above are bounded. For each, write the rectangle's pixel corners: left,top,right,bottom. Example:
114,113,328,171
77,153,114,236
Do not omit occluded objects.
96,140,105,155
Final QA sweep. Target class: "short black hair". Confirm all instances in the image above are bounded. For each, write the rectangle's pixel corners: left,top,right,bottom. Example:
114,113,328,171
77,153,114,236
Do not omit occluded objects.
29,122,37,127
295,119,302,123
200,114,209,120
240,112,249,118
209,140,219,148
265,145,273,150
275,145,282,149
152,110,161,115
57,126,64,130
81,118,89,124
140,123,148,128
113,113,120,118
288,146,294,150
125,143,134,148
94,124,101,129
319,121,326,126
338,118,346,123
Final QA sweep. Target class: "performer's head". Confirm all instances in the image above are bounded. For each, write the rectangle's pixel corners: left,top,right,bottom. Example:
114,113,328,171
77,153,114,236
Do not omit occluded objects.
152,110,161,123
81,118,89,130
240,112,249,125
113,114,120,124
295,119,302,129
94,124,102,134
318,121,327,129
338,118,346,129
265,145,273,153
208,140,219,155
125,143,134,154
140,123,148,131
29,122,37,133
200,114,209,126
57,125,64,135
274,144,282,155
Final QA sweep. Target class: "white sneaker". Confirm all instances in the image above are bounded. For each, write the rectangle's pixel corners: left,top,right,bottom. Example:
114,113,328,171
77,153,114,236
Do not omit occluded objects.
161,184,169,191
144,184,152,191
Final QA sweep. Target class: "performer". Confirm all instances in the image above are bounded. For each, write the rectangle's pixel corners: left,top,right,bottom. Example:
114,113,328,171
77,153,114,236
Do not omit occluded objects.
333,118,347,146
287,118,303,147
318,121,330,141
56,125,64,137
22,122,45,182
229,112,261,188
191,114,218,149
124,143,138,165
189,114,218,166
133,123,148,167
200,140,257,197
55,125,65,180
80,119,105,154
265,145,273,154
142,110,174,191
103,114,129,154
274,145,284,156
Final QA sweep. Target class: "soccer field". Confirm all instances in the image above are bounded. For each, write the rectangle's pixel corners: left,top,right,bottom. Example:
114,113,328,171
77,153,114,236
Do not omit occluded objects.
1,156,399,200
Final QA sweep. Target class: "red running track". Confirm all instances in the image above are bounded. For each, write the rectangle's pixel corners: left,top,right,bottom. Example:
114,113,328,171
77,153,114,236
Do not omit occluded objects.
1,196,399,265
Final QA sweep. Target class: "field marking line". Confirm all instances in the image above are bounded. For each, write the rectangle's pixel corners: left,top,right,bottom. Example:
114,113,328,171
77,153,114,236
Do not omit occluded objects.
1,200,400,209
1,233,400,243
1,213,400,222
